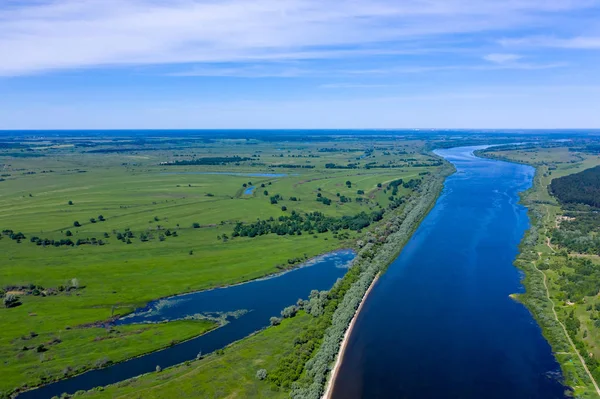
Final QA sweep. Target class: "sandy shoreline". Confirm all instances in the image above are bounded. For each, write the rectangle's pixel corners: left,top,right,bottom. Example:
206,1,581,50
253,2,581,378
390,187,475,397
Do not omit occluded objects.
322,272,380,399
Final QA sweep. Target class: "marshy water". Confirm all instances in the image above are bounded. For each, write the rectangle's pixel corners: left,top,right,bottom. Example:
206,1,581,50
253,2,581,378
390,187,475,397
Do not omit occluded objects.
19,250,355,398
331,146,566,399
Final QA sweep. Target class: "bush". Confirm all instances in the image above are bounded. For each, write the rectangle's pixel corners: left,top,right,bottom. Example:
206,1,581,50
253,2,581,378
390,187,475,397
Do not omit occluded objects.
192,222,200,228
3,294,20,308
256,369,268,380
270,317,282,326
281,305,298,318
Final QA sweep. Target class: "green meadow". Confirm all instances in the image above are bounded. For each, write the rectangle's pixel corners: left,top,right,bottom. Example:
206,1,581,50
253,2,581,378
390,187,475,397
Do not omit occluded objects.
0,135,440,395
81,313,313,399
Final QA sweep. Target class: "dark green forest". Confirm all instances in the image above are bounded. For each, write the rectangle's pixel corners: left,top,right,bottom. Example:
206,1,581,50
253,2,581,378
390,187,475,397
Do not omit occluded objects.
550,165,600,208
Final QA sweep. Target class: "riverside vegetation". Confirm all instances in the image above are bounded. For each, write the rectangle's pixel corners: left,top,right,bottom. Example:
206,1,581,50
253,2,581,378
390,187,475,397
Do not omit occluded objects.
1,130,451,397
76,146,453,399
1,130,573,398
479,140,600,398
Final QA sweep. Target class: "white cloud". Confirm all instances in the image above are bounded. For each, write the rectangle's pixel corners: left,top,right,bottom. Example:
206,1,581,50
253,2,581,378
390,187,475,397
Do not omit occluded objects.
0,0,598,76
500,36,600,49
483,53,522,64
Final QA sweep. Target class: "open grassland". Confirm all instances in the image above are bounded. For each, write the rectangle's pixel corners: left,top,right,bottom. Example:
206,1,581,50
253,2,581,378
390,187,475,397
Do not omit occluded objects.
80,313,313,399
0,135,440,395
482,144,600,398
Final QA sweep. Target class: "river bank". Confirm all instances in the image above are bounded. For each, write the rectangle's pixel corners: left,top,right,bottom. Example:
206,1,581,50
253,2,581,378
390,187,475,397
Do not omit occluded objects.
322,273,380,399
286,161,455,399
493,159,600,398
331,147,566,399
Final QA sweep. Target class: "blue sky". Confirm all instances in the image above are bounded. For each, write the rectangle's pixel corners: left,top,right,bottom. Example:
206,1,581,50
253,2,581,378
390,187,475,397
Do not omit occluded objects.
1,0,600,129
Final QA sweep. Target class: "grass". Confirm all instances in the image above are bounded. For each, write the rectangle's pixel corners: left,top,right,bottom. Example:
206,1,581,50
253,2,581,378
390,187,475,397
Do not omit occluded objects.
0,135,439,395
80,313,313,399
2,320,215,396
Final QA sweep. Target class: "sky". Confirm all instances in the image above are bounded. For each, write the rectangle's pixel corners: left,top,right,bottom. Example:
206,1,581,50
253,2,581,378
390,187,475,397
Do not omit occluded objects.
1,0,600,129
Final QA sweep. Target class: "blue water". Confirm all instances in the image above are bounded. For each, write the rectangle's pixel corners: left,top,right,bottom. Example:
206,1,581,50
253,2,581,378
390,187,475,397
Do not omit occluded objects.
18,250,354,399
243,185,255,195
332,146,566,399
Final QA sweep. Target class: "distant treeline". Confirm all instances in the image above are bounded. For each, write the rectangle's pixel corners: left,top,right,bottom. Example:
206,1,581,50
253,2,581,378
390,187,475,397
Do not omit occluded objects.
86,147,164,153
270,164,315,169
569,144,600,154
550,165,600,208
318,148,364,152
165,156,253,165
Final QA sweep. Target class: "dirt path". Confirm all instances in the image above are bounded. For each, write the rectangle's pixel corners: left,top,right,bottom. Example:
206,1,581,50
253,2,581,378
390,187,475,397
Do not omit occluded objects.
322,273,380,399
538,206,600,396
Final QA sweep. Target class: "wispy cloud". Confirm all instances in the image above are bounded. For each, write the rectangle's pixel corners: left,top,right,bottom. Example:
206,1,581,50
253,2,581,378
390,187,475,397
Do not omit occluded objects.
0,0,598,76
483,53,522,64
500,36,600,49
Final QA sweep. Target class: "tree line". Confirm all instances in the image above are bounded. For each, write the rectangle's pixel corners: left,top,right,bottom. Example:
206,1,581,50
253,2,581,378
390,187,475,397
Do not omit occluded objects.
231,210,384,238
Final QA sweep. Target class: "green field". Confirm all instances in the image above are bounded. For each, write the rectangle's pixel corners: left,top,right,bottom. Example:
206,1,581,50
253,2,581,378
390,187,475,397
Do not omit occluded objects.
81,312,313,399
0,134,441,396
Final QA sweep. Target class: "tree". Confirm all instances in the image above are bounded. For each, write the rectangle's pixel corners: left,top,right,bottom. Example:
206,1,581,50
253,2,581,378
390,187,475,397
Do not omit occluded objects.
156,365,162,372
98,215,105,221
281,206,287,211
65,230,73,237
346,180,352,188
270,316,282,326
192,222,200,228
73,221,81,227
281,305,298,318
68,200,74,205
264,190,269,196
256,369,267,380
3,294,20,308
89,218,96,223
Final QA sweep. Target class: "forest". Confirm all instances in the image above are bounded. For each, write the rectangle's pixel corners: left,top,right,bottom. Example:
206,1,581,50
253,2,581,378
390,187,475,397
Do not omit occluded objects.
550,165,600,208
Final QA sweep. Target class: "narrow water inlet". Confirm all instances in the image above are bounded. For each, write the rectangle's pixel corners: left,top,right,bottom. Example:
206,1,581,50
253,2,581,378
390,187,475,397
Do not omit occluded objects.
17,250,355,399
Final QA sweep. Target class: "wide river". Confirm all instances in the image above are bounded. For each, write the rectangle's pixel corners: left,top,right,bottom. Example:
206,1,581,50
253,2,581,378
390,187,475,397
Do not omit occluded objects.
332,146,566,399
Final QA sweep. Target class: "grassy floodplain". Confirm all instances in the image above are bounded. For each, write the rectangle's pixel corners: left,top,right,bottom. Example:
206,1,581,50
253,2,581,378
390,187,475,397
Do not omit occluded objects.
0,131,444,396
479,141,600,398
75,139,454,399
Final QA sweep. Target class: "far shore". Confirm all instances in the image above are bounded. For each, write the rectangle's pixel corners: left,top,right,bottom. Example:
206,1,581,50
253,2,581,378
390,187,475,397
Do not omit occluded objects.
322,272,380,399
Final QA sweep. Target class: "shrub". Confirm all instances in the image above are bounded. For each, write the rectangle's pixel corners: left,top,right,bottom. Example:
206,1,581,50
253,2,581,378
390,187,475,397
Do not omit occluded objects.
3,294,20,308
256,369,268,380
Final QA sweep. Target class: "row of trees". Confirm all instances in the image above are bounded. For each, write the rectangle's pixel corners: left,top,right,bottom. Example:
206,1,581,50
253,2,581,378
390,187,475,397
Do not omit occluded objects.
286,166,448,398
165,156,253,165
251,165,449,397
231,210,384,238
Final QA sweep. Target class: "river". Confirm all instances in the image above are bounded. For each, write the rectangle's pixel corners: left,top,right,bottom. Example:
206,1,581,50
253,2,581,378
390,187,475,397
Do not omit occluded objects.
18,250,355,398
331,146,566,399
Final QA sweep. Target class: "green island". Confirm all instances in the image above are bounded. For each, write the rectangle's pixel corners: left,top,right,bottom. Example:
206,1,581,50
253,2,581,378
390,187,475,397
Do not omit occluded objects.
478,142,600,398
1,132,453,398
